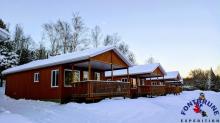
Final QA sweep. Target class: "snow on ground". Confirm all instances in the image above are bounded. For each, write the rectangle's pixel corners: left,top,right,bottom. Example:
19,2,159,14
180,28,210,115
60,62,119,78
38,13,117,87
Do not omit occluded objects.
0,87,220,123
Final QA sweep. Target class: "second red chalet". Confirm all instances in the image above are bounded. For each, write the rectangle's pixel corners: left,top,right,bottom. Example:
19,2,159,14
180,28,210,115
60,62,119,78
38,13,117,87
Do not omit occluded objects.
105,63,167,97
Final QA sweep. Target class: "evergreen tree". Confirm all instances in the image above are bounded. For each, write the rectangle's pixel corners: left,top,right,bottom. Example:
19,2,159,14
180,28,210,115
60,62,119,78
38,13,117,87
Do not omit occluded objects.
0,19,19,86
16,48,32,65
206,68,216,90
0,19,7,29
0,40,18,86
214,75,220,91
35,43,47,60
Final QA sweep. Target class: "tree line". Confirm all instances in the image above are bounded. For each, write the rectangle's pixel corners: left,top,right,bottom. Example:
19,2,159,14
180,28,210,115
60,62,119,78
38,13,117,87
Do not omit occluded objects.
184,68,220,91
41,12,135,63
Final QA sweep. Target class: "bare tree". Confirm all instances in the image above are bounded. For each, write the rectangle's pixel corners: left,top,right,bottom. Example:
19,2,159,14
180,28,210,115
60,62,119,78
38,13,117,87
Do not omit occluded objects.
42,23,60,56
103,33,135,64
24,35,35,50
55,20,72,53
127,52,136,64
70,12,88,52
103,33,120,46
13,24,25,51
103,35,112,46
118,42,135,64
91,25,102,48
189,69,208,90
13,25,35,64
118,42,129,54
145,56,156,64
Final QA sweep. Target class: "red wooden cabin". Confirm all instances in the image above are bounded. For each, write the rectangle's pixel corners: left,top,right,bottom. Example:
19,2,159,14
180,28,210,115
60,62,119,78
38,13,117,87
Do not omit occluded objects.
2,46,133,103
105,63,167,97
147,71,183,95
164,71,183,94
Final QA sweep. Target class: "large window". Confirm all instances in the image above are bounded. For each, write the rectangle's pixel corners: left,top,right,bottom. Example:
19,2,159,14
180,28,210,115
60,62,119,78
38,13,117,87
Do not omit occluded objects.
121,78,128,82
51,70,59,87
34,72,40,82
73,70,80,82
64,69,72,87
131,78,137,88
94,72,100,80
83,71,88,81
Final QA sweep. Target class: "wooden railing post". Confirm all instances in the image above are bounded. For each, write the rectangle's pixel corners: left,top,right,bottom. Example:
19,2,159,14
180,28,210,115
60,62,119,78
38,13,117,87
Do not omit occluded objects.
111,64,113,81
87,81,94,98
90,81,93,98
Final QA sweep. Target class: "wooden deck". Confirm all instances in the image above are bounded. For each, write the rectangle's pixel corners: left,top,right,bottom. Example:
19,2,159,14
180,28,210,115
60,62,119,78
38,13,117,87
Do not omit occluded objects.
72,80,130,101
165,86,182,95
138,85,166,96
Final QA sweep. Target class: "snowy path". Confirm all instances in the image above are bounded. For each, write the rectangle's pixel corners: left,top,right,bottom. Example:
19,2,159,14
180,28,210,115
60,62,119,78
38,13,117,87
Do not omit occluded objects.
0,87,219,123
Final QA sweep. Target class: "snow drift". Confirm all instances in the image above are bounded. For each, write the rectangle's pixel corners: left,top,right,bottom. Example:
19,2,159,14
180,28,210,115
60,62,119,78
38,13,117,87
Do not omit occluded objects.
0,87,219,123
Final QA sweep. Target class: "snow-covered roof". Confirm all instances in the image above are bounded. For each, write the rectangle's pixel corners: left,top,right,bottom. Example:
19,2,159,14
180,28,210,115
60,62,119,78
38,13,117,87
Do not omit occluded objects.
0,28,10,41
105,63,166,77
2,46,133,75
146,71,182,83
164,71,181,80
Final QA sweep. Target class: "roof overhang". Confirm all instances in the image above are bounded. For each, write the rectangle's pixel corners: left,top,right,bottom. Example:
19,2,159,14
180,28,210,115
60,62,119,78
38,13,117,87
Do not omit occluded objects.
105,63,166,78
2,46,133,75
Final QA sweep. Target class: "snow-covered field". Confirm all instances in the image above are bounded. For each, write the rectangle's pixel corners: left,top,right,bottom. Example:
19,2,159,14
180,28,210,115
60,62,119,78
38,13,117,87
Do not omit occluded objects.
0,87,219,123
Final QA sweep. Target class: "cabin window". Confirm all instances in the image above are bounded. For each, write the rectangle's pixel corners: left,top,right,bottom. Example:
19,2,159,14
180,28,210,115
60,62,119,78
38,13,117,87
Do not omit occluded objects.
34,72,40,82
140,79,145,85
151,82,154,85
151,82,157,86
121,78,128,82
51,70,59,87
73,70,80,82
83,71,88,81
94,72,100,81
64,69,72,87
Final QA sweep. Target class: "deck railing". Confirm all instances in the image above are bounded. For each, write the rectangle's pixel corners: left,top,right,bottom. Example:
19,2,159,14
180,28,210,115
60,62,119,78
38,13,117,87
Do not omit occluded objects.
165,86,182,94
72,80,130,100
138,85,166,96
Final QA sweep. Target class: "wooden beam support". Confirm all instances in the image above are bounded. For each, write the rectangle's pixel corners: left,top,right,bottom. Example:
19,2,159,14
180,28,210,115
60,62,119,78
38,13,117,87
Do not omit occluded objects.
87,60,93,98
127,67,129,82
88,60,91,80
111,64,113,81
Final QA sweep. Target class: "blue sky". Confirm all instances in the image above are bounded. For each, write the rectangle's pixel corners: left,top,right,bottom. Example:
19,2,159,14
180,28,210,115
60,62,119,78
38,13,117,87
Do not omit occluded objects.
1,0,220,77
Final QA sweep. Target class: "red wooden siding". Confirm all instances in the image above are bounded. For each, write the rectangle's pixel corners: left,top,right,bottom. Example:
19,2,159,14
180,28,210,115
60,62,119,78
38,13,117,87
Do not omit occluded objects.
5,65,62,100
